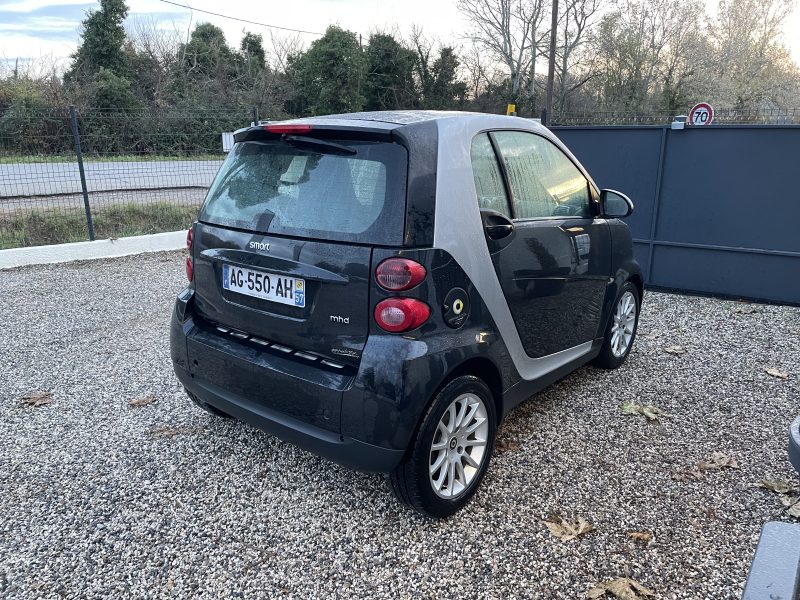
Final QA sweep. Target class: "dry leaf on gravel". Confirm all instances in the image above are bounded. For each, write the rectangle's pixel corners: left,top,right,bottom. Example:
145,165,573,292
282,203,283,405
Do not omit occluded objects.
764,368,789,380
757,478,800,518
20,390,53,407
758,478,799,495
671,466,704,481
495,439,520,454
731,305,758,314
627,531,653,543
150,425,206,438
587,577,654,599
673,452,739,480
663,345,686,355
129,393,155,408
699,451,740,470
621,401,670,422
543,515,594,542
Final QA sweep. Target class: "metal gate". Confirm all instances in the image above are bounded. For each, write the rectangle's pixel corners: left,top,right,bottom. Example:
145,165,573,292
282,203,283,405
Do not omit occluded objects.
552,125,800,305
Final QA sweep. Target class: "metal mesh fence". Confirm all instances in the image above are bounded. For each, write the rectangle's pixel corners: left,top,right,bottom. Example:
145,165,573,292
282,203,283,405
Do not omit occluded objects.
551,107,800,126
1,104,799,249
0,105,251,249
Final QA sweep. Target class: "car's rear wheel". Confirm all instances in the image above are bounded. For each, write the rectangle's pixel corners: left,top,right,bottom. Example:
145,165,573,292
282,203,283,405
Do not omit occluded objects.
389,375,496,518
186,389,234,419
593,281,640,369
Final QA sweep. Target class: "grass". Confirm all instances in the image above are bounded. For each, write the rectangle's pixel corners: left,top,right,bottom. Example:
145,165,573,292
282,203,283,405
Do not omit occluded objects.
0,153,224,164
0,202,198,249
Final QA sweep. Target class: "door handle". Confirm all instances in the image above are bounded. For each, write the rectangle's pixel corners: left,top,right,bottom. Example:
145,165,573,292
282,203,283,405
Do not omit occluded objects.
481,210,515,240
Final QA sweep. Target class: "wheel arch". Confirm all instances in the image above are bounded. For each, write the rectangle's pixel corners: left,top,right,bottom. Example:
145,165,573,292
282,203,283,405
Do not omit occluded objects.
628,272,644,299
429,356,504,427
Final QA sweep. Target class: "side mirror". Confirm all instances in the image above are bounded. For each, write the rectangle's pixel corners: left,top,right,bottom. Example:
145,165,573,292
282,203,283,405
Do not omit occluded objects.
600,189,634,218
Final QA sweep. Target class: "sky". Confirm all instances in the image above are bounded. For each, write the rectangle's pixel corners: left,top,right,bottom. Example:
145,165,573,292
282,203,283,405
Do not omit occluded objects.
1,0,799,71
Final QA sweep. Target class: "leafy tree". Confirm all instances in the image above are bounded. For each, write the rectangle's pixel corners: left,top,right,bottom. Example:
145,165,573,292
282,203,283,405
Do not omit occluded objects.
240,33,267,74
121,19,183,107
65,0,129,82
236,33,292,121
410,33,468,110
364,33,417,110
424,47,468,108
179,23,235,80
88,68,141,110
287,26,367,115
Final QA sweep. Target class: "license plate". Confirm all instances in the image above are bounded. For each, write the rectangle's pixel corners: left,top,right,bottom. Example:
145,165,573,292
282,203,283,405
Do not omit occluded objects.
222,264,305,308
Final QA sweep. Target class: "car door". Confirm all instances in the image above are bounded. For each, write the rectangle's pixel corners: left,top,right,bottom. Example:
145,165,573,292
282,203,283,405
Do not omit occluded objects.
470,130,611,359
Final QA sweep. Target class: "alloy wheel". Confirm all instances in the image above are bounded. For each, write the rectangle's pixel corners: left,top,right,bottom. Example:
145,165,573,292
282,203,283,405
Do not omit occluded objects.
429,393,489,499
610,290,637,358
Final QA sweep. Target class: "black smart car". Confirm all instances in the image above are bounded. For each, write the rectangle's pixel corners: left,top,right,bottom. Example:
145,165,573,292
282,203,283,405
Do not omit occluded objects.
170,111,642,517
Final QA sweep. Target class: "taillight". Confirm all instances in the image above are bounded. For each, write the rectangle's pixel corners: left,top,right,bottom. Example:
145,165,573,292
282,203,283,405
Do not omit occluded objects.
376,258,426,291
186,227,194,282
264,124,313,134
374,298,430,333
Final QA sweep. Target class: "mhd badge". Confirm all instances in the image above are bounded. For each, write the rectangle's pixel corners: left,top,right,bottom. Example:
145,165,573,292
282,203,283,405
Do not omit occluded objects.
443,288,469,329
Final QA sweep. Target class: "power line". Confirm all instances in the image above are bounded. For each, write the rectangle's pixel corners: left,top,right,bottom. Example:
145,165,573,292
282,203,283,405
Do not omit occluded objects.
158,0,325,36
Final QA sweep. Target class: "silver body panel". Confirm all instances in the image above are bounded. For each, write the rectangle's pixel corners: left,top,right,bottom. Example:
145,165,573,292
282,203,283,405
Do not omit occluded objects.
432,114,601,381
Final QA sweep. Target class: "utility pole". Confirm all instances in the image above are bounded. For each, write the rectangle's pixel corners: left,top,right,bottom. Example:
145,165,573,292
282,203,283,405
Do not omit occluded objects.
543,0,559,125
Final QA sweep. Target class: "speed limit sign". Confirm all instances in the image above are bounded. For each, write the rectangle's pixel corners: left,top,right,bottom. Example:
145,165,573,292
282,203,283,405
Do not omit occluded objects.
689,102,714,126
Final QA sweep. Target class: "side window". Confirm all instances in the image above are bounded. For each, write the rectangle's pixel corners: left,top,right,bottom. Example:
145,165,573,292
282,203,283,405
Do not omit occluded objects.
470,133,511,217
491,131,591,219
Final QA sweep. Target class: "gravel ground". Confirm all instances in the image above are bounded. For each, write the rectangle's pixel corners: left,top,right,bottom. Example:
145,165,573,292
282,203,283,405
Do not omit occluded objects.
1,251,798,599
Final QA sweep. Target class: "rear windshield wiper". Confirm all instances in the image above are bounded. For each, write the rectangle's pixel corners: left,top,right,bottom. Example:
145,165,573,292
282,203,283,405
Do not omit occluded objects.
283,135,357,156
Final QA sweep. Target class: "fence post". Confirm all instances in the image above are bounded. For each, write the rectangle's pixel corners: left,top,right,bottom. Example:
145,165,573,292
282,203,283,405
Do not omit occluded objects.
643,126,668,284
68,105,95,241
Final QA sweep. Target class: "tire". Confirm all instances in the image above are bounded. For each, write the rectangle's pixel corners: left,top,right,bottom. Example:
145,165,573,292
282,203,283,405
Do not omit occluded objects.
592,281,640,369
389,375,497,518
186,389,234,419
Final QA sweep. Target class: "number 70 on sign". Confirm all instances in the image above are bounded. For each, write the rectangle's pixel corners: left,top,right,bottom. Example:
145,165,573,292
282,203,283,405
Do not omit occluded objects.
689,102,714,125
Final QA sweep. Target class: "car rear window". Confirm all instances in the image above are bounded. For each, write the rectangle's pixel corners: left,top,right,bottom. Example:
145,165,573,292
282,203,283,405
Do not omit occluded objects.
199,139,407,245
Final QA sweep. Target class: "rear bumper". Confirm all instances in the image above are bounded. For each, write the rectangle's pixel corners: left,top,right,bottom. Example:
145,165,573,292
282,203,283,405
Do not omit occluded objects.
173,363,404,472
170,297,405,473
790,416,800,475
169,284,515,474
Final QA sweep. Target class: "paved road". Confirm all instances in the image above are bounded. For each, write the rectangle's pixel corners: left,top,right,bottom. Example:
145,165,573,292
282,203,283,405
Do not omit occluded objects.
0,159,224,198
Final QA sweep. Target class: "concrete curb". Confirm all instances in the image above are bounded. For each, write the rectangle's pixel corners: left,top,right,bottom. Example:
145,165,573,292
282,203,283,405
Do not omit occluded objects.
0,230,186,270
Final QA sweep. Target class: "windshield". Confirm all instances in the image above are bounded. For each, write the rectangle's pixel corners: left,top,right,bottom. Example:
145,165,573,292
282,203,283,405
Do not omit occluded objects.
199,139,408,245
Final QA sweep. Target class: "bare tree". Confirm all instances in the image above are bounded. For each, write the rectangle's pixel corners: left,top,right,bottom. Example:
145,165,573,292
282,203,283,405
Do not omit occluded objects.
461,42,490,99
588,0,694,111
707,0,800,108
457,0,547,98
127,17,183,105
269,32,305,73
554,0,604,112
409,25,433,93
